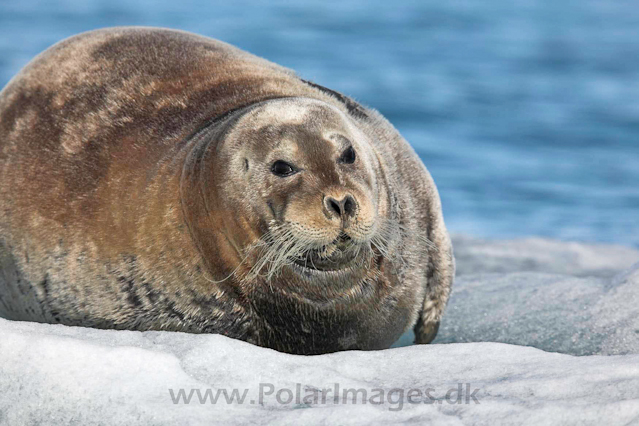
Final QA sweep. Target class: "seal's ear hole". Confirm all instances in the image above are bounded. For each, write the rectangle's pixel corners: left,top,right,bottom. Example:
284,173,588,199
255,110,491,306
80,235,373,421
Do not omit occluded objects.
338,146,356,164
271,160,297,177
244,158,249,171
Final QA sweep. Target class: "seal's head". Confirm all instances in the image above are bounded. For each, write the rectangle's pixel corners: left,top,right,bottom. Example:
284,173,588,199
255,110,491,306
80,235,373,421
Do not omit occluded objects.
192,97,398,297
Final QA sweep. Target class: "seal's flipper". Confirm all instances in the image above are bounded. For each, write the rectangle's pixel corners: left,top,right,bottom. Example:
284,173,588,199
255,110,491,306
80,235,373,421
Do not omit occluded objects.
413,189,455,345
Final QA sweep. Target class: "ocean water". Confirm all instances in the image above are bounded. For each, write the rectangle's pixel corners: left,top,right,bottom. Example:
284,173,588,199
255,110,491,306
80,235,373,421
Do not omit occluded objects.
1,0,637,246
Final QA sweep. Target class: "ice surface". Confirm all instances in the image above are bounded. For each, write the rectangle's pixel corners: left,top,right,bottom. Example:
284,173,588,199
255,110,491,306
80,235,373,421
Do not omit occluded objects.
1,237,638,425
1,318,639,425
394,236,639,353
432,264,639,355
451,234,639,278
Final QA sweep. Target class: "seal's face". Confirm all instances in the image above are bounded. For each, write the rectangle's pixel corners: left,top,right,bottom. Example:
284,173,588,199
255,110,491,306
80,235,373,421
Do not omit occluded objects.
217,98,393,289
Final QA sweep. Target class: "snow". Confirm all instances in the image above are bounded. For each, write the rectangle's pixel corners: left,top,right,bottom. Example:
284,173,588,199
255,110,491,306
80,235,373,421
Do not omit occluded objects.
2,318,639,425
1,236,638,425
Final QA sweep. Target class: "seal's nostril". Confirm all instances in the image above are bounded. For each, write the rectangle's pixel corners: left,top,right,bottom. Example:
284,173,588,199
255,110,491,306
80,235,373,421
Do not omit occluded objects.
326,197,342,218
324,194,357,220
343,195,356,217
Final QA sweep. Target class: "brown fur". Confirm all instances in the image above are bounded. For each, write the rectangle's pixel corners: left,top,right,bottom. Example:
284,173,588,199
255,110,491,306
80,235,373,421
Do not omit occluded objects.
0,27,454,354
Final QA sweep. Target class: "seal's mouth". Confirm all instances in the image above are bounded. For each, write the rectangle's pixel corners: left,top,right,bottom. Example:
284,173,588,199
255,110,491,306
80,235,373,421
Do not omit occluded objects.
292,233,362,272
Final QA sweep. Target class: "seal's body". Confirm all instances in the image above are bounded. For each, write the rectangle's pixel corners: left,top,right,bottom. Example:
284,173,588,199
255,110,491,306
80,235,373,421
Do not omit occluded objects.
0,27,454,354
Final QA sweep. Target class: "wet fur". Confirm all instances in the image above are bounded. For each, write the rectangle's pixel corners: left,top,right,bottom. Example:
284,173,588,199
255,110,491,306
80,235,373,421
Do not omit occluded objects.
0,27,454,354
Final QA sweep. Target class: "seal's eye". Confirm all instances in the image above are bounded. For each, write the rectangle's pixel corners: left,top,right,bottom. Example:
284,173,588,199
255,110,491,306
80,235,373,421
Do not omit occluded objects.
339,146,356,164
271,160,297,177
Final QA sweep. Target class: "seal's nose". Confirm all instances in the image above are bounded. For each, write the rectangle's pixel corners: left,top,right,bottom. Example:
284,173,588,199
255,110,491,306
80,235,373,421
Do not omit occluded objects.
324,194,358,221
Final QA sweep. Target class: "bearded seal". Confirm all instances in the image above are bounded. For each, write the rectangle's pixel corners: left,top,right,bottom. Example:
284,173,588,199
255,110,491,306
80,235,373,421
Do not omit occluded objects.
0,27,454,354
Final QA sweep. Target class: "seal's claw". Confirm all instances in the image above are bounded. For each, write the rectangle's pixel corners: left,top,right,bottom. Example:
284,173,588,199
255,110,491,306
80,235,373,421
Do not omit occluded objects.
414,319,440,344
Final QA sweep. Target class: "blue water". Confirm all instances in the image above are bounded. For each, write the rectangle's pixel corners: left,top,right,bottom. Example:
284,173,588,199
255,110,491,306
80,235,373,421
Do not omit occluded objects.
1,0,638,246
